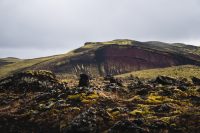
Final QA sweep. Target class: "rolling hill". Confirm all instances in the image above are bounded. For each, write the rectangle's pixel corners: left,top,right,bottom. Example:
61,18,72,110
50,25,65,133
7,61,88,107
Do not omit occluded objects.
1,39,200,78
116,65,200,79
0,57,22,67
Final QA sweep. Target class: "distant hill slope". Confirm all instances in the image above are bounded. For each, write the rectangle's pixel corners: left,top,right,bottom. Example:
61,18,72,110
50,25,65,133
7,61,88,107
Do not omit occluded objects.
1,39,200,78
0,57,22,67
116,65,200,79
0,55,65,78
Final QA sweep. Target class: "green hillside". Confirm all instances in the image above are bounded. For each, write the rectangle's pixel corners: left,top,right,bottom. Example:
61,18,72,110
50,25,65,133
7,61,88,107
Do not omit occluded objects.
0,57,22,67
0,55,63,78
117,65,200,79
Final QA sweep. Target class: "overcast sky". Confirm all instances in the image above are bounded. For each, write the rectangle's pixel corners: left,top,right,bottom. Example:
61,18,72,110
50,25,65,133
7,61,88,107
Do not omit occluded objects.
0,0,200,59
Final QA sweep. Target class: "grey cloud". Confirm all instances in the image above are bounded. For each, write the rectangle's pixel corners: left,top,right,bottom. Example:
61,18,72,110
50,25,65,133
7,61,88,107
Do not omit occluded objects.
0,0,200,58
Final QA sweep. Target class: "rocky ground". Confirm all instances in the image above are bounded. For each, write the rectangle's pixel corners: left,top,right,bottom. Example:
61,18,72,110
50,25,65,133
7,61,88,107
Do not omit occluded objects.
0,70,200,133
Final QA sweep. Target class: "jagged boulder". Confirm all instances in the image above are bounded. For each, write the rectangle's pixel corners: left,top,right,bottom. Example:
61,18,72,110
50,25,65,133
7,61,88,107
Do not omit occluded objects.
108,119,149,133
154,76,178,85
128,77,146,90
158,87,174,96
62,107,97,133
104,74,113,81
78,74,90,87
104,75,123,86
191,77,200,85
178,85,188,91
152,103,174,113
0,70,64,92
136,88,150,95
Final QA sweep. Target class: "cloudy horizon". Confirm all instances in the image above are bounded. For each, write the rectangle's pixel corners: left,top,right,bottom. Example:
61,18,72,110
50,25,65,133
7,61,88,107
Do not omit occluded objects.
0,0,200,59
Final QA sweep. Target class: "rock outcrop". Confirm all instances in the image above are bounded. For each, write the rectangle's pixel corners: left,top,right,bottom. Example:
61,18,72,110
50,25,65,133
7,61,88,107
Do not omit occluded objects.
44,40,200,76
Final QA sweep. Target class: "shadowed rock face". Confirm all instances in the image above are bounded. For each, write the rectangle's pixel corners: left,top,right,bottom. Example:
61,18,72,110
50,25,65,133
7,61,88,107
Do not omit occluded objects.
94,45,199,75
29,40,200,76
52,44,199,76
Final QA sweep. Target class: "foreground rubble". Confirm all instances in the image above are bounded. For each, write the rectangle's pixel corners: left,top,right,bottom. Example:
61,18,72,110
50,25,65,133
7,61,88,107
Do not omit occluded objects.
0,71,199,133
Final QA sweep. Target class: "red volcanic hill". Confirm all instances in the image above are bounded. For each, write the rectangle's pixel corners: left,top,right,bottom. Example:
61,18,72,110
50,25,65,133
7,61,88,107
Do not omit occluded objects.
1,39,200,77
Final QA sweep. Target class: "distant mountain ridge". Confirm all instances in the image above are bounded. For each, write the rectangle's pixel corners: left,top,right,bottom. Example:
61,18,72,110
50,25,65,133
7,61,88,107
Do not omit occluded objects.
0,39,200,78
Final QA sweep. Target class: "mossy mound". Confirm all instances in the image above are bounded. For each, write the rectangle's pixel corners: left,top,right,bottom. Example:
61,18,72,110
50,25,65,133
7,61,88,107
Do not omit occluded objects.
0,70,61,92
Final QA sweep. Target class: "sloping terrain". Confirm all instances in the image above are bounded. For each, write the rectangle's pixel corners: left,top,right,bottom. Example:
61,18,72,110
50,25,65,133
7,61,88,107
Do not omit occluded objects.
0,57,22,67
31,40,200,77
0,55,65,79
1,39,200,78
117,65,200,79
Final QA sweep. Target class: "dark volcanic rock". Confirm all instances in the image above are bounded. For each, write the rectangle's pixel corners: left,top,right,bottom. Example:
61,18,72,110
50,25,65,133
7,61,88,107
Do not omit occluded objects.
104,75,123,86
128,79,144,90
0,70,64,93
136,88,150,95
78,74,90,87
149,120,168,131
191,77,200,85
189,95,200,105
178,85,188,91
63,107,98,133
109,77,123,87
159,87,174,96
155,76,191,87
152,104,173,113
154,76,178,85
108,119,149,133
0,70,200,133
105,83,120,92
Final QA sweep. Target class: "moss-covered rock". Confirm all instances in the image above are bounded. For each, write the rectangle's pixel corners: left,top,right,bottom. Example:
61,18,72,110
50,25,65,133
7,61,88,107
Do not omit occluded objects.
0,70,65,92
